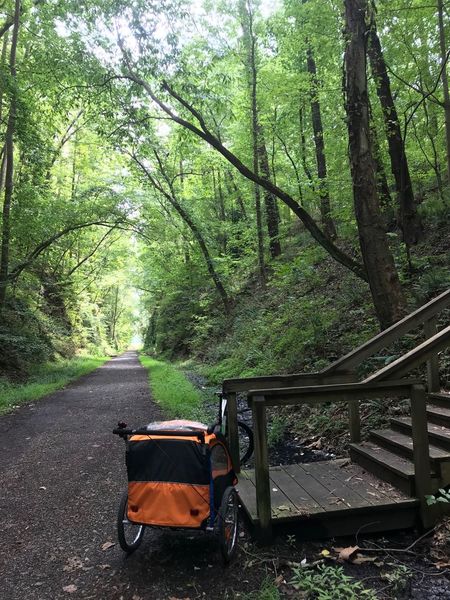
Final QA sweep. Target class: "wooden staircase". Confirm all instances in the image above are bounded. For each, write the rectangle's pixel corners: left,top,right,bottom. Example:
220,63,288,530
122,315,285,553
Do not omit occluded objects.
222,289,450,539
350,391,450,496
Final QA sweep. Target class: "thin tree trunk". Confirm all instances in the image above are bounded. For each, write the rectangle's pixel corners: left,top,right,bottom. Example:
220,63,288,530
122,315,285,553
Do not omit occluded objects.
344,0,406,329
367,6,422,244
306,46,337,239
240,0,279,265
225,170,248,220
437,0,450,186
212,168,227,254
0,0,20,313
258,129,281,257
299,104,314,189
0,32,9,127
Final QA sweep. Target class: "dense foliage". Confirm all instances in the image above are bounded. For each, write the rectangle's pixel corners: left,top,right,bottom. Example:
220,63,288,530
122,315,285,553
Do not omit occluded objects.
0,0,448,380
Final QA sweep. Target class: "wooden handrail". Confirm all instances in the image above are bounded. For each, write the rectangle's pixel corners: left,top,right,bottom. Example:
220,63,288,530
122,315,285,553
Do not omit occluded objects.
222,371,352,393
323,288,450,375
247,379,418,405
364,325,450,383
223,288,450,394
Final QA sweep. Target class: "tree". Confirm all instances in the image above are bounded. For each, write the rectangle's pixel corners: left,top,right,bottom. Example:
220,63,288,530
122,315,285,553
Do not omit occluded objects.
437,0,450,187
344,0,406,328
0,0,20,313
367,2,422,245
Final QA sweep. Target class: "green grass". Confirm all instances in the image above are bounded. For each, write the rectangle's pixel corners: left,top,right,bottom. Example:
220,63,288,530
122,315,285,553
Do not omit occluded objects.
139,354,203,420
0,355,108,414
239,578,281,600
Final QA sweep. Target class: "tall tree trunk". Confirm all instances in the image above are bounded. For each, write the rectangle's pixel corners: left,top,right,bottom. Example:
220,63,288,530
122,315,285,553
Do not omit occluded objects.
258,129,281,257
0,0,20,314
437,0,450,187
370,120,393,213
299,104,314,189
306,46,337,240
344,0,406,329
212,168,227,254
239,0,280,265
367,6,422,244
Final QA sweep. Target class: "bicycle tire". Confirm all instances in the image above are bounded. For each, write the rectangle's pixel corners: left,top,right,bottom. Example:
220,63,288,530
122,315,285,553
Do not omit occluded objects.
237,420,254,465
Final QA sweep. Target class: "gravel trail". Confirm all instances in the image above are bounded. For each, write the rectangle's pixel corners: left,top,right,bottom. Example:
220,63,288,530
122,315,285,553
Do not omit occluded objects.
0,352,245,600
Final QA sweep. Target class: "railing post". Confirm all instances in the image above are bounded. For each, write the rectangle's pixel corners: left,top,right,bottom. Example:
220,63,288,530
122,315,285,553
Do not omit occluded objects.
252,395,272,542
226,392,240,473
424,316,440,393
348,399,361,443
410,384,433,528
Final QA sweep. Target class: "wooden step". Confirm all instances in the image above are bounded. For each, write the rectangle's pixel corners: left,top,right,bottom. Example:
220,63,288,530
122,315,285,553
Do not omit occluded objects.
428,392,450,408
427,404,450,427
370,428,450,463
392,416,450,450
350,442,417,495
350,441,440,496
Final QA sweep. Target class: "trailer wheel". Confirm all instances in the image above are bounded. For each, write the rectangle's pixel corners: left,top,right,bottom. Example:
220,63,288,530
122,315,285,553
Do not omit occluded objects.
117,490,145,554
218,487,239,564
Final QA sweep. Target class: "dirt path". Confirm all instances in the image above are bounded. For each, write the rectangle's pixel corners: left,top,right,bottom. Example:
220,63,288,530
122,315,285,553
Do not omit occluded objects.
0,352,249,600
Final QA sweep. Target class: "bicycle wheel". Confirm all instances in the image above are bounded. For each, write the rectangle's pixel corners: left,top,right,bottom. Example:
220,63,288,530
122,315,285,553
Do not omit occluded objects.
218,486,239,564
237,420,254,465
117,490,145,554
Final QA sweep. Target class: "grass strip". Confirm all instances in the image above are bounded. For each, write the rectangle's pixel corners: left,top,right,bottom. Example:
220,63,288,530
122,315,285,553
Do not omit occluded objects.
139,354,203,420
0,355,108,414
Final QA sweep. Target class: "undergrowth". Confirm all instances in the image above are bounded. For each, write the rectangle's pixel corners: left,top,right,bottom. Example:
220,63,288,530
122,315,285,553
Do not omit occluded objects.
0,355,108,414
139,354,205,421
290,564,377,599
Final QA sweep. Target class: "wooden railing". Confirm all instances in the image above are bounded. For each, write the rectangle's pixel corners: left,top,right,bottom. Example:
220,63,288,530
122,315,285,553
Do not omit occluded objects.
246,381,431,540
322,288,450,380
223,289,450,469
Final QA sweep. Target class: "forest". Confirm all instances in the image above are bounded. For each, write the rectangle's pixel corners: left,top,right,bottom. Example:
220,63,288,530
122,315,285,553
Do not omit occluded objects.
0,0,448,384
0,0,450,598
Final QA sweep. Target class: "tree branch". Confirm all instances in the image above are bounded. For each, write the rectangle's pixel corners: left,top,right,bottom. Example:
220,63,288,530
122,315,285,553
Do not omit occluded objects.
123,72,367,281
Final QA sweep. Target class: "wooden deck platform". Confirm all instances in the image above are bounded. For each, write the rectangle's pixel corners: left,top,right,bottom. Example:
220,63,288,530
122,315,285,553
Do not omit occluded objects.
237,459,420,538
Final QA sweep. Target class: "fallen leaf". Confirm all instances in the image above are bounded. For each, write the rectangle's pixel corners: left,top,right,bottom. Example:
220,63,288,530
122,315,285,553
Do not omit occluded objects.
63,585,78,594
101,541,115,551
274,574,284,587
320,549,330,557
99,564,111,570
333,545,359,562
39,486,47,491
63,557,83,572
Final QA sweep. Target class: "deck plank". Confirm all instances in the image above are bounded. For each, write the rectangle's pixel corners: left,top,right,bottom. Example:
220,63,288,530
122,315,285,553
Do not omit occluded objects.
239,468,300,519
237,460,420,534
283,463,344,511
269,466,322,515
300,461,370,509
330,460,407,504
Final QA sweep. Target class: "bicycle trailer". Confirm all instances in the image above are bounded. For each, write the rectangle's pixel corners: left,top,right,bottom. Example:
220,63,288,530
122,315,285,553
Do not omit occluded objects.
114,419,239,562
